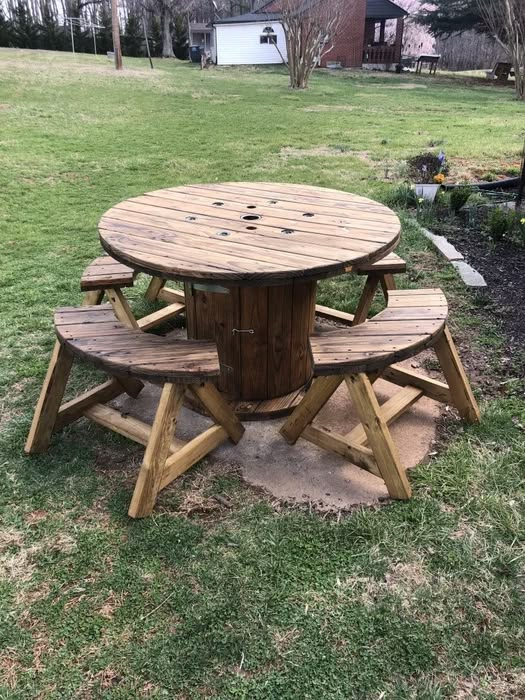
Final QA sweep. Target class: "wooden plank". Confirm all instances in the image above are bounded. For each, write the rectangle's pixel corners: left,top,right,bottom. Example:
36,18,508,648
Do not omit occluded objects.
157,287,186,304
240,286,268,399
55,378,126,430
25,341,74,454
83,402,185,453
345,374,411,500
290,280,315,390
301,425,381,478
280,375,343,444
352,276,379,326
161,425,228,489
433,326,480,423
315,304,355,325
357,253,406,274
128,383,186,518
267,284,293,397
82,290,104,305
345,385,423,445
382,364,452,404
189,383,245,443
145,276,166,301
104,287,139,329
137,302,185,331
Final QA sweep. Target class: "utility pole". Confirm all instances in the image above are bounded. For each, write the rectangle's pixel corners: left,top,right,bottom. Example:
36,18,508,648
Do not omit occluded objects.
111,0,123,70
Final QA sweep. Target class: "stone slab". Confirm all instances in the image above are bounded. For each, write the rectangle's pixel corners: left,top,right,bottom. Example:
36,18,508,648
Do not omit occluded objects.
451,260,487,288
421,228,464,261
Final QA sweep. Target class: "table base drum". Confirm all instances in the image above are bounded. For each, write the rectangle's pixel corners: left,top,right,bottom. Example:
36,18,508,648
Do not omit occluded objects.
184,279,316,417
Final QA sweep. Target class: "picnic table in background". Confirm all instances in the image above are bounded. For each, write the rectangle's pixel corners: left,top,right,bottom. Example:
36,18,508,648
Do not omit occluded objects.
98,183,401,418
415,54,440,75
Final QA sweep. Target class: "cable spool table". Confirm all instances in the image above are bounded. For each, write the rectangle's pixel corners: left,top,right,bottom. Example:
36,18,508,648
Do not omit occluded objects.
99,182,401,419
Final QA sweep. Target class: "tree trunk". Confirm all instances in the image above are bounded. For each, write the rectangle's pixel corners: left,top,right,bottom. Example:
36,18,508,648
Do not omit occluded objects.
162,10,174,58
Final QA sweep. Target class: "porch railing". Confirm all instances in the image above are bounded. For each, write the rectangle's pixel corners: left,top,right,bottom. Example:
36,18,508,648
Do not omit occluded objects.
363,45,398,65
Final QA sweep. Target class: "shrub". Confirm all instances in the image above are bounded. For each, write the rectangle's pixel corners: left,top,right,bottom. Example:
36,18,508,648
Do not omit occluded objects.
450,186,472,214
384,183,417,209
406,152,449,184
487,207,516,241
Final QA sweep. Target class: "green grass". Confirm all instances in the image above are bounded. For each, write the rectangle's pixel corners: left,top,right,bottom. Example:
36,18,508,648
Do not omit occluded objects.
1,49,524,699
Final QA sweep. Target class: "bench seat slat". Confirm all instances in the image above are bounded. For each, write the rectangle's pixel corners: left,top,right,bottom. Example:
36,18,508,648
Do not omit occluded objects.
80,256,137,291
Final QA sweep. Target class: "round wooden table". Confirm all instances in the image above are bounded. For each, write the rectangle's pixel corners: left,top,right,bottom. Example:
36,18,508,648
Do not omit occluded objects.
99,182,401,418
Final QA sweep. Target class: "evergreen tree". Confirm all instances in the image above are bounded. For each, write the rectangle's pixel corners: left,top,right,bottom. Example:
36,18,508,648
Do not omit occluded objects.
39,1,67,51
172,14,187,59
123,12,143,56
0,7,13,47
416,0,487,36
11,1,39,48
96,1,113,54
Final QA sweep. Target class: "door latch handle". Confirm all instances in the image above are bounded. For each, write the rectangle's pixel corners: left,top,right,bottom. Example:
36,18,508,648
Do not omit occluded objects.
232,328,255,335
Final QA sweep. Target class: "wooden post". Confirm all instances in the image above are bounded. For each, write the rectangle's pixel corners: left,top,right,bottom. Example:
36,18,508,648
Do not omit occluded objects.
25,342,74,454
143,16,154,69
394,17,404,64
345,374,411,500
352,276,379,326
433,326,480,424
111,0,123,70
280,375,343,444
128,383,185,518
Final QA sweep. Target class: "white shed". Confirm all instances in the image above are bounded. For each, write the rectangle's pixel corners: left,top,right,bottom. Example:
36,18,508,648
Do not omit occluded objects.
214,16,287,66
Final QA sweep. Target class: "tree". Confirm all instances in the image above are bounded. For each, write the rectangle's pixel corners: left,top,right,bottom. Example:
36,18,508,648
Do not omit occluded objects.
172,13,187,58
11,1,39,48
275,0,347,89
416,0,486,36
123,12,143,55
0,7,14,46
477,0,525,100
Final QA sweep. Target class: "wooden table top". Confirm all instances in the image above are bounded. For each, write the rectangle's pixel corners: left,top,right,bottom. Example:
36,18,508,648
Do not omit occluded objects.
99,182,401,285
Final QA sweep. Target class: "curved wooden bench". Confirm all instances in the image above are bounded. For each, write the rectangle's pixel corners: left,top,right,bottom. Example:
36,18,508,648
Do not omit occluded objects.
80,256,186,332
315,252,407,327
26,305,244,518
281,288,480,501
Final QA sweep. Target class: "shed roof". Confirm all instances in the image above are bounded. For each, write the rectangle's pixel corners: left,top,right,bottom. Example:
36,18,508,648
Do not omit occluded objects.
366,0,408,20
214,11,281,25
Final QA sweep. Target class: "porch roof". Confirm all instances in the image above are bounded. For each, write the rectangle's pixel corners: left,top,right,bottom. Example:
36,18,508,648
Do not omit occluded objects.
366,0,408,20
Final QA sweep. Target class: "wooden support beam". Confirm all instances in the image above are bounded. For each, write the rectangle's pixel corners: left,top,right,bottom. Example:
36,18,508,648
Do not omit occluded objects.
105,287,139,329
83,402,184,453
82,290,104,306
145,276,167,302
188,383,245,443
55,378,124,430
161,425,228,489
25,341,74,454
157,287,186,305
128,383,186,518
433,326,480,423
345,374,411,500
280,375,343,444
345,385,423,446
380,273,396,298
315,304,355,326
302,424,381,478
137,302,185,331
382,364,452,404
352,276,379,326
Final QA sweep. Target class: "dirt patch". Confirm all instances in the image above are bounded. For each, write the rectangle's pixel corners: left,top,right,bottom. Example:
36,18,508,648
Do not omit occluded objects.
377,83,428,90
453,671,525,699
302,104,354,112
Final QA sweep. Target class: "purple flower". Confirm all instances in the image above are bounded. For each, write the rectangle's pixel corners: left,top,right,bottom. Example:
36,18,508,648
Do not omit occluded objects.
438,150,446,164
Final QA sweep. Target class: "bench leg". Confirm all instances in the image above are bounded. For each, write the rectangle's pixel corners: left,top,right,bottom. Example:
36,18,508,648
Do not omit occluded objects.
25,341,74,454
82,290,104,306
352,275,379,325
433,326,480,424
380,273,396,298
280,376,344,444
345,373,412,500
188,383,245,443
128,383,186,518
145,276,167,302
105,287,139,329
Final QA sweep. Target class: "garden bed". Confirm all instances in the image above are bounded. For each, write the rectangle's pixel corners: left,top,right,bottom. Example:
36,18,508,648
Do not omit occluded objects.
432,216,525,375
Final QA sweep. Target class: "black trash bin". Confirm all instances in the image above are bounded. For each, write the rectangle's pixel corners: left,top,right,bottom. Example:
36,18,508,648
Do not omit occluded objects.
190,45,201,63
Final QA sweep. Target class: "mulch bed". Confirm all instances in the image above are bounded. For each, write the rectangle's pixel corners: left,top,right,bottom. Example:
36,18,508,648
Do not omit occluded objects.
436,219,525,380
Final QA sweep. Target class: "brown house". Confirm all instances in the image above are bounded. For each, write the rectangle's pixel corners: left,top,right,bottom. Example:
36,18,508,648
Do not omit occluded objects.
213,0,408,68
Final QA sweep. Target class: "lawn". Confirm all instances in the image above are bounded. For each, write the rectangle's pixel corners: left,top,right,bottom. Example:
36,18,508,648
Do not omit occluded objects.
0,49,524,699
